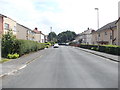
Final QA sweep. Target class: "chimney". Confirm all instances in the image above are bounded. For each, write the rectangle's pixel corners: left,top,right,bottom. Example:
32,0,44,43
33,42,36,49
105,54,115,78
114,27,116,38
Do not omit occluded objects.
35,27,38,31
39,31,42,34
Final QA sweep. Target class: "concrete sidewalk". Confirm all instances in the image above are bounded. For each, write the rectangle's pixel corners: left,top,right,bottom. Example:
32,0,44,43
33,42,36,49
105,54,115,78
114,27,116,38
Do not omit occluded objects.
74,47,119,62
0,48,48,78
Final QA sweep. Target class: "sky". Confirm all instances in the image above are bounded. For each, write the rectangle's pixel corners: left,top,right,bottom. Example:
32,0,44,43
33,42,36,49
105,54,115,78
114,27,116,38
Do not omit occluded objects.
0,0,119,35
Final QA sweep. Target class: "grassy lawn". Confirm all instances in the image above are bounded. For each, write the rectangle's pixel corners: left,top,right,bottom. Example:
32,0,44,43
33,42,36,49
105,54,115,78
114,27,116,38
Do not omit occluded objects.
0,59,10,63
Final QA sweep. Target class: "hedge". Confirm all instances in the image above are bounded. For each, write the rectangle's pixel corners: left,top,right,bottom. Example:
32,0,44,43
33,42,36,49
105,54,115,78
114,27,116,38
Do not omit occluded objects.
2,39,46,57
2,31,47,58
79,44,120,56
15,40,45,56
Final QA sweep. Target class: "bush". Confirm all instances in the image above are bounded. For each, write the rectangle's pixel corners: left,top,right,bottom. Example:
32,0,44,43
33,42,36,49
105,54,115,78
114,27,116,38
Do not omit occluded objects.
2,31,46,58
2,30,17,57
7,53,19,59
80,44,120,56
15,40,45,56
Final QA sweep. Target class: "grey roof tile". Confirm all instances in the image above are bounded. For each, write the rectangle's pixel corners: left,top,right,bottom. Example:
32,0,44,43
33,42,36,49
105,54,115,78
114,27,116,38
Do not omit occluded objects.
97,20,117,32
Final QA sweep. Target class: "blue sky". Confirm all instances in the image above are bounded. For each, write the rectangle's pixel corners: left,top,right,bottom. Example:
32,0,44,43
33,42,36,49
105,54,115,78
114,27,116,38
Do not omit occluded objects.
0,0,119,35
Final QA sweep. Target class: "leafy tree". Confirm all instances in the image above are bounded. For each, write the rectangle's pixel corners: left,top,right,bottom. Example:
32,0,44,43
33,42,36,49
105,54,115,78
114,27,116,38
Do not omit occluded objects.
47,32,57,42
58,30,76,43
2,30,17,57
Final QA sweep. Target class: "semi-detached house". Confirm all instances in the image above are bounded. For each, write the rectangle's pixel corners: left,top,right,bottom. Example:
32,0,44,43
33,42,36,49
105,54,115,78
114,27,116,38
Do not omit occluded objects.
16,23,35,40
0,14,17,37
33,28,46,43
116,17,120,46
92,20,117,45
0,14,47,42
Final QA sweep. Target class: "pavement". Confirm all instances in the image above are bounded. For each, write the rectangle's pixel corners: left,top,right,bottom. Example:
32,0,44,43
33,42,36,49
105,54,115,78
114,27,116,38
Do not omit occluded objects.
2,46,118,88
0,46,119,78
74,47,119,62
0,48,48,78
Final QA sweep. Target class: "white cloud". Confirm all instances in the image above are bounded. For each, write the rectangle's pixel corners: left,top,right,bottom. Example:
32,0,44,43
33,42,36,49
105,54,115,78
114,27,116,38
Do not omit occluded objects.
0,0,119,34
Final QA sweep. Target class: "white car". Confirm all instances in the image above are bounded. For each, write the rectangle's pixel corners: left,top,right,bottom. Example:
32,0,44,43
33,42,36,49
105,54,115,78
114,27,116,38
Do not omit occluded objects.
53,44,59,48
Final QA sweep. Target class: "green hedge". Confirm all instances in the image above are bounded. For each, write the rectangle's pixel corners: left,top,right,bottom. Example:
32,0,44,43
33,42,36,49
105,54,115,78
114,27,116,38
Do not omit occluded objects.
79,44,120,56
2,31,46,58
15,40,45,56
2,39,45,57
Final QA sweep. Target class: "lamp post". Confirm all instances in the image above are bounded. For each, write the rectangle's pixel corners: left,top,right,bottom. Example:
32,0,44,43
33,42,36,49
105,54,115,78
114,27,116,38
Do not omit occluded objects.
95,8,100,46
95,8,99,30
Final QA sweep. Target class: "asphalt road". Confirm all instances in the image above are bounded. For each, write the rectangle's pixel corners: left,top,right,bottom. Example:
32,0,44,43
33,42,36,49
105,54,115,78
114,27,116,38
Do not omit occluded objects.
2,46,118,88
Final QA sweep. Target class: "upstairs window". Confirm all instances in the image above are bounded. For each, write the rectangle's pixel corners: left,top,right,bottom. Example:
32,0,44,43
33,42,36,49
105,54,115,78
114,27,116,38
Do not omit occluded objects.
4,23,9,30
105,32,107,35
13,26,16,32
98,33,100,37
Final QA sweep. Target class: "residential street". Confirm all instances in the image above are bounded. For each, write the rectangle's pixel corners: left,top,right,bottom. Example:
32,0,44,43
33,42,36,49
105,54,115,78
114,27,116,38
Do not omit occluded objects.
2,46,118,88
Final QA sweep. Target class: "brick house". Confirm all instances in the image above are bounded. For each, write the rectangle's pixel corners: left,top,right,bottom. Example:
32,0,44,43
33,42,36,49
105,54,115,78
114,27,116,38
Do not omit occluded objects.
92,20,117,45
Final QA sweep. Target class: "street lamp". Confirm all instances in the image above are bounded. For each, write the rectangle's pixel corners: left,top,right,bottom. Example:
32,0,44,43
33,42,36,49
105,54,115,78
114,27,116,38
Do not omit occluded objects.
95,8,100,45
95,8,99,30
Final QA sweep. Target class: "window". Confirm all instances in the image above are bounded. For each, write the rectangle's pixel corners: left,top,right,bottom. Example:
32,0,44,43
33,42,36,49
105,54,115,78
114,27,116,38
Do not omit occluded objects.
13,26,16,32
105,32,107,35
4,23,9,30
110,33,112,39
98,33,100,37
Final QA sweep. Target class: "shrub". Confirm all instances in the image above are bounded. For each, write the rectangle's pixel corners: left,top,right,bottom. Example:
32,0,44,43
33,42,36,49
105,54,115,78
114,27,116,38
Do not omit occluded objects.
2,30,17,57
7,53,19,59
80,44,120,56
2,31,46,58
15,40,45,56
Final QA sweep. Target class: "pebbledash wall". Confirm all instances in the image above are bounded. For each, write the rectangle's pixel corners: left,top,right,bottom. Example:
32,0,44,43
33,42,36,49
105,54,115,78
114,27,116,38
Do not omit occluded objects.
3,17,17,36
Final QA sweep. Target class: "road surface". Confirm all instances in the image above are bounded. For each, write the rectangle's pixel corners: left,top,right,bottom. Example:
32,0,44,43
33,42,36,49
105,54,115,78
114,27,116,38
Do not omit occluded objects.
2,46,118,88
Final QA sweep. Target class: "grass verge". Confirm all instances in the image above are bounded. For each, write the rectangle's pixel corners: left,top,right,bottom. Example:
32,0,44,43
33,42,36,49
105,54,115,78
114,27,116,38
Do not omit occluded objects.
0,59,10,63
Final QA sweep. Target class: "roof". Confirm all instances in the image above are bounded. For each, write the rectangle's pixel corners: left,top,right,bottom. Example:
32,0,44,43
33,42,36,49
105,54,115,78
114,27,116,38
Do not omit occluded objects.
0,14,7,17
17,23,32,31
0,13,16,22
115,17,120,24
97,20,117,32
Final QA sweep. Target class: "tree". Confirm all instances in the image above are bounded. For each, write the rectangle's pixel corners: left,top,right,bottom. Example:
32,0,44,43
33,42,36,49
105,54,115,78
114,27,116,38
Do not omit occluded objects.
47,32,57,42
2,30,17,57
58,30,76,43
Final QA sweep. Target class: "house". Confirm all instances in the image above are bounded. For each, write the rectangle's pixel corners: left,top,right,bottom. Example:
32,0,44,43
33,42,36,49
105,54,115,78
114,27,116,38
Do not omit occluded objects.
0,14,6,36
74,33,84,43
80,28,94,44
116,17,120,46
33,28,41,42
16,23,34,40
44,35,48,42
33,28,46,43
3,16,17,36
75,28,94,44
94,20,117,45
91,30,98,45
40,31,45,43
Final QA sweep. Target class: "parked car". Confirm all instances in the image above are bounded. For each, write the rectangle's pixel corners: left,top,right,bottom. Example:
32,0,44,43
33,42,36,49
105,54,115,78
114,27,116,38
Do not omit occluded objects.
53,44,59,48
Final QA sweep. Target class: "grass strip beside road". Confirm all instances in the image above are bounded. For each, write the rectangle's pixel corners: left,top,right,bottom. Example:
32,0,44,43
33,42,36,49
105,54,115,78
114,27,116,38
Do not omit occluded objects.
0,59,10,63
